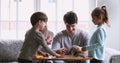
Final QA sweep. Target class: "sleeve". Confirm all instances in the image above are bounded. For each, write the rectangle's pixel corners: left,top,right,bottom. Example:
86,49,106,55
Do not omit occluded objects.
34,30,56,56
86,28,106,51
52,34,61,51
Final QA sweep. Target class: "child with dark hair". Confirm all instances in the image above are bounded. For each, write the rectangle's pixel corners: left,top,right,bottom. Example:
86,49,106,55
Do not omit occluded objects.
18,12,62,63
81,6,110,63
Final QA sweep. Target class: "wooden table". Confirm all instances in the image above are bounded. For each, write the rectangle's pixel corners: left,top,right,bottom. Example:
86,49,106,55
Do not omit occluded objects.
35,55,92,61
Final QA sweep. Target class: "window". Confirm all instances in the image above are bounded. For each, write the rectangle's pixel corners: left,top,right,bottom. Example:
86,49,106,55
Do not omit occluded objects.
0,0,33,39
0,0,90,39
41,0,90,34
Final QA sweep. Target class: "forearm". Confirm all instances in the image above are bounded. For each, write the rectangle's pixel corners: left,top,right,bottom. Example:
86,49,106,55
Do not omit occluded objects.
85,42,104,51
35,32,57,56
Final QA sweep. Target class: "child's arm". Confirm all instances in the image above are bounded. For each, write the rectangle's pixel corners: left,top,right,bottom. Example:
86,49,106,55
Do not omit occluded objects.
37,50,49,57
84,28,106,51
34,30,63,57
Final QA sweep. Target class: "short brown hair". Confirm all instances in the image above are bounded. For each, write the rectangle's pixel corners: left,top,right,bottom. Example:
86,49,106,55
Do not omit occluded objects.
63,11,78,24
30,12,48,26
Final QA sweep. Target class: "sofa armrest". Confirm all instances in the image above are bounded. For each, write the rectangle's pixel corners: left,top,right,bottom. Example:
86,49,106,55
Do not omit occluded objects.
104,48,120,63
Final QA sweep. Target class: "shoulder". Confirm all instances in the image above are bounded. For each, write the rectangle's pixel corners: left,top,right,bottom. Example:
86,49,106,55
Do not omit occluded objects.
56,30,66,36
53,30,68,42
30,28,44,38
54,30,66,38
77,29,90,40
25,28,44,40
25,28,34,35
97,26,106,34
77,29,89,36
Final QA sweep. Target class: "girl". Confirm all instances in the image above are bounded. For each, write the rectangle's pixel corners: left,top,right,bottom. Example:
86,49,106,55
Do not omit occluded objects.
81,6,110,63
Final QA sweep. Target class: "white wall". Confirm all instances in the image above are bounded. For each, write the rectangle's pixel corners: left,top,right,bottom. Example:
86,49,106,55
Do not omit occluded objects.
97,0,120,50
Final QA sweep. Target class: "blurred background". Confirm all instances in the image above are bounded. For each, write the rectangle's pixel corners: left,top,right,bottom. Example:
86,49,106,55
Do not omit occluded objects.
0,0,120,50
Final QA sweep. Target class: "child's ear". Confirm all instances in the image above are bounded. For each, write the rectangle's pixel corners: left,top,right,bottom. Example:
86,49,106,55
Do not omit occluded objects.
99,14,103,19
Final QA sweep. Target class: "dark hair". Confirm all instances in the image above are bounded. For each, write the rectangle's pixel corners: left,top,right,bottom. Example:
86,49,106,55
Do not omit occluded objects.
91,6,110,27
30,12,48,26
63,11,78,24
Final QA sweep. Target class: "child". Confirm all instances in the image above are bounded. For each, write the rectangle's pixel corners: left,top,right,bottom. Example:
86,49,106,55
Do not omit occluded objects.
36,12,54,63
18,12,62,63
38,27,54,55
37,13,54,56
81,6,110,63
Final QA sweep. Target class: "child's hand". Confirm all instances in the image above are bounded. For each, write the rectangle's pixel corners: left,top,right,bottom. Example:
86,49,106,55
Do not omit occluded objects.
81,47,87,51
45,35,52,45
55,54,63,58
79,51,88,58
40,52,50,57
56,48,68,55
71,45,82,52
44,53,50,57
37,51,50,57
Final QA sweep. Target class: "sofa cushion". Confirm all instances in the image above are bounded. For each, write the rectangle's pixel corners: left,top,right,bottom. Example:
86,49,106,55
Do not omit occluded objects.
0,39,23,62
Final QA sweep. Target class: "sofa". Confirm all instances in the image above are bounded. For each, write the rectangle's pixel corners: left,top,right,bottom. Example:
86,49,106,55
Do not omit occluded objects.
104,48,120,63
0,39,23,63
0,39,120,63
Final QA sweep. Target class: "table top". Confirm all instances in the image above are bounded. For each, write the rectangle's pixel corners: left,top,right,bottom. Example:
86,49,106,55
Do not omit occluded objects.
34,55,92,60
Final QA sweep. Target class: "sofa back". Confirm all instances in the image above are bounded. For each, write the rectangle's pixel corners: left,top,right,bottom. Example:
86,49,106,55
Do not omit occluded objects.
0,39,23,62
